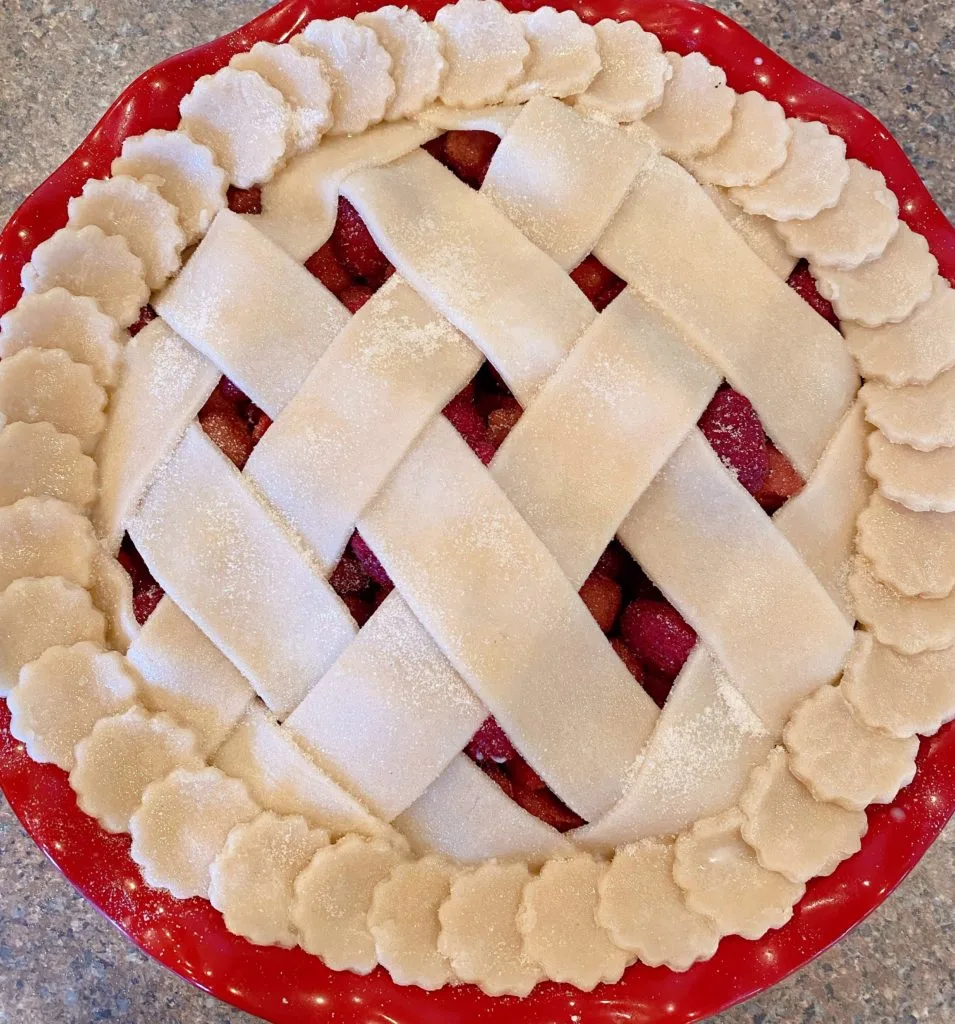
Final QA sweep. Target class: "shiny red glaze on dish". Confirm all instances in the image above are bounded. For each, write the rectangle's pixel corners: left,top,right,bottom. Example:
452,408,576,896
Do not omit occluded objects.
1,1,953,1022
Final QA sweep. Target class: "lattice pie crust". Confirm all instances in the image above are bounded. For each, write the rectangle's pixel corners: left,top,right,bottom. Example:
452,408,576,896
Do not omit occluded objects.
3,0,953,995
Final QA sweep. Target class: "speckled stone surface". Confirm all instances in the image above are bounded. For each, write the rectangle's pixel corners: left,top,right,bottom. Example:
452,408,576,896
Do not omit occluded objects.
0,1,953,1022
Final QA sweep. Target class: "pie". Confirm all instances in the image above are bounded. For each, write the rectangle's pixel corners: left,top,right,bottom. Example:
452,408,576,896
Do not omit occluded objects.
1,0,952,997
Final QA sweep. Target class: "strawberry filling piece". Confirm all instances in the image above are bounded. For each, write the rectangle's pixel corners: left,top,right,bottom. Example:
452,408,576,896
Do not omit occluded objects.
117,535,164,625
227,185,263,215
787,261,840,328
197,377,272,471
426,130,501,189
128,304,157,337
569,255,627,312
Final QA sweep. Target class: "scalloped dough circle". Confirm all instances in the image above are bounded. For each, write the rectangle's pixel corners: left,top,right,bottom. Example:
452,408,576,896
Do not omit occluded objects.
20,225,148,328
0,348,106,454
518,855,628,991
0,288,123,388
848,556,955,656
642,52,736,162
843,277,955,386
738,746,867,884
180,67,291,189
573,20,672,123
862,368,955,451
292,834,405,974
813,223,937,327
368,855,457,990
843,631,955,739
867,430,955,513
0,496,98,591
356,7,446,120
69,706,203,833
784,684,918,810
857,492,955,599
131,766,259,899
437,860,542,997
112,129,228,243
433,0,527,109
0,422,96,510
687,91,791,188
8,642,138,771
0,577,105,695
504,8,599,104
729,119,848,222
776,160,899,270
231,43,333,154
597,839,720,971
67,175,185,291
673,808,804,941
210,812,330,947
293,18,395,133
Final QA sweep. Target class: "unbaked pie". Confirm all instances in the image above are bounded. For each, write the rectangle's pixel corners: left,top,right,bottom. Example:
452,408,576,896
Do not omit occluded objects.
2,0,953,996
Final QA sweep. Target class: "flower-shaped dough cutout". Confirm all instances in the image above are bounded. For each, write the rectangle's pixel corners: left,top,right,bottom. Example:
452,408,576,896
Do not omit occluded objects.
231,43,333,154
862,368,955,451
70,706,203,833
784,685,918,810
597,839,719,971
438,860,542,997
574,20,672,123
673,808,804,940
687,91,791,188
0,422,96,510
433,0,527,109
739,746,867,884
777,160,900,270
867,430,955,513
729,119,848,222
849,556,955,655
180,68,291,189
643,53,736,162
843,630,955,739
813,223,937,328
0,288,123,388
843,277,955,386
8,642,138,771
131,767,259,899
0,348,107,454
356,7,446,119
210,812,329,947
518,855,628,991
20,225,148,327
0,496,98,591
368,855,457,989
112,129,228,243
292,834,406,974
504,9,599,104
90,549,139,655
67,176,186,291
293,19,395,133
0,577,105,694
857,492,955,598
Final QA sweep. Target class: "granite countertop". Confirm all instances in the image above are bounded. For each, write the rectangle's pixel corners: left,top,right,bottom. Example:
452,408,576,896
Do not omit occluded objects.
1,1,953,1021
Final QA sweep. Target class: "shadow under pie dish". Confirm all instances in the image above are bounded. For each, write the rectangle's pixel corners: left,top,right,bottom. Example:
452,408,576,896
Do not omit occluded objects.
1,0,954,1021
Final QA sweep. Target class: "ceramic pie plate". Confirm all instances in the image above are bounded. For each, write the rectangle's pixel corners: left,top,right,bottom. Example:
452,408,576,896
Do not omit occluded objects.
0,1,953,1022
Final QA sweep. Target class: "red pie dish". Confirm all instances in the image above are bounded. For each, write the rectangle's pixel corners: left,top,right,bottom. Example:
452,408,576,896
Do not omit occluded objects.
1,1,954,1022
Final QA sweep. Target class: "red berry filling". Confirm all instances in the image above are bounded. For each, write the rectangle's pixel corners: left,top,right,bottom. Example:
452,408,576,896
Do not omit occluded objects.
569,255,627,312
227,185,262,215
305,240,354,296
756,444,805,513
197,377,272,471
698,386,770,495
787,261,840,328
619,598,697,680
332,197,391,284
128,304,157,337
428,130,500,189
117,535,164,625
